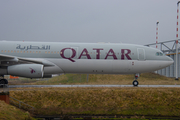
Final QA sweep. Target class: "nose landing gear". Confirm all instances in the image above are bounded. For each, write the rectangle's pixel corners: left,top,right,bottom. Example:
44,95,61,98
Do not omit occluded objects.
133,73,139,87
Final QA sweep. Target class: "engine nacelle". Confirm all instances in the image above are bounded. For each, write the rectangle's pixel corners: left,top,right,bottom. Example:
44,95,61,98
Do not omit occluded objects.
8,64,44,78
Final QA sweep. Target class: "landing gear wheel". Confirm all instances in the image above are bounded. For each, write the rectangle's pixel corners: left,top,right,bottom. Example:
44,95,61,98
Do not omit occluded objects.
2,79,8,84
0,79,8,84
133,80,139,86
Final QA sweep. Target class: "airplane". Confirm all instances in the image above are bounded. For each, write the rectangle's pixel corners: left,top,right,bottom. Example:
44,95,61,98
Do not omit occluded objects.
0,41,174,86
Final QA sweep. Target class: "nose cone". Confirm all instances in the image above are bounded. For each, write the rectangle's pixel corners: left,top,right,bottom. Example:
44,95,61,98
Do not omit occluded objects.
158,56,174,70
166,56,174,66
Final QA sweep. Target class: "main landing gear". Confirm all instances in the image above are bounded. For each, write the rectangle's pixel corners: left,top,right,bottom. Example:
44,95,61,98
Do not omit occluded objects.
0,75,8,88
0,79,8,84
132,73,139,87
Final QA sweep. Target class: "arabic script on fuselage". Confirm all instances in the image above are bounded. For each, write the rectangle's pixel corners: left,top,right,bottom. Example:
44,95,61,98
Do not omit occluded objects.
16,44,50,51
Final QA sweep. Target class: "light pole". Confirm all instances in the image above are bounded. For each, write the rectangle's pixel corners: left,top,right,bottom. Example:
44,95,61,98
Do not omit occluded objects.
156,21,159,49
175,1,180,80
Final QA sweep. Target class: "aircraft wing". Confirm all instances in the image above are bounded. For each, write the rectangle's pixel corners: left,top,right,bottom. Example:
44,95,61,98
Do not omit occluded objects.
0,54,54,66
0,54,15,59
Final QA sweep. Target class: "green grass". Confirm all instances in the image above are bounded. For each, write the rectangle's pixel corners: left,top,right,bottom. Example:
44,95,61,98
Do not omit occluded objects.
7,73,180,119
10,87,180,116
9,72,180,85
8,78,39,85
0,100,36,120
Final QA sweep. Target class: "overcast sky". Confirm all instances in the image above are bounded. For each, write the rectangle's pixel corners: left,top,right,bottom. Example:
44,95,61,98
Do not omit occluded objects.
0,0,179,45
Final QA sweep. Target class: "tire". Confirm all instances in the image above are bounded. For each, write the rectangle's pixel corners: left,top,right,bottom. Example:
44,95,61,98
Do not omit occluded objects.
133,80,139,86
0,79,8,84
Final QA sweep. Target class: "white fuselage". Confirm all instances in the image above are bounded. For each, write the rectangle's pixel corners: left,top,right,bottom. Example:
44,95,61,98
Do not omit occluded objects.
0,41,174,78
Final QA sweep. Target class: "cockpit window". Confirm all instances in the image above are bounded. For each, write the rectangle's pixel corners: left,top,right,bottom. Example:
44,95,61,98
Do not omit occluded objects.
156,52,164,56
160,52,163,56
156,52,159,56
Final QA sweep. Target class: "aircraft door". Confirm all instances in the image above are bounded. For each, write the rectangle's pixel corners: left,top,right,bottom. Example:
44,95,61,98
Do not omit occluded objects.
137,48,145,61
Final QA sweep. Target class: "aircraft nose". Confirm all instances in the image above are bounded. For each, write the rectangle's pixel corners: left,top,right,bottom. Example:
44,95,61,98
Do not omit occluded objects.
166,56,174,65
158,56,174,70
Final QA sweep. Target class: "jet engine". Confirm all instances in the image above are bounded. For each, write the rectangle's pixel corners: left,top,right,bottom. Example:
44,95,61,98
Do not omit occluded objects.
8,64,44,78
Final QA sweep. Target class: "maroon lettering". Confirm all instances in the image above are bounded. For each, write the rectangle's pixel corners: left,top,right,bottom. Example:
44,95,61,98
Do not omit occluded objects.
60,48,76,62
121,49,132,60
105,49,117,60
93,48,103,59
60,47,132,62
78,48,91,59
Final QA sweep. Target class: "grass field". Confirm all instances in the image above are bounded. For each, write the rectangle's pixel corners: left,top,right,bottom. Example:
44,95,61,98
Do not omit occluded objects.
0,100,35,120
6,73,180,119
10,87,180,117
8,72,180,85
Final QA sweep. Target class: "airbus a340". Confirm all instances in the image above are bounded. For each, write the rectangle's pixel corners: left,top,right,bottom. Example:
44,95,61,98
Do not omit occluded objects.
0,41,173,86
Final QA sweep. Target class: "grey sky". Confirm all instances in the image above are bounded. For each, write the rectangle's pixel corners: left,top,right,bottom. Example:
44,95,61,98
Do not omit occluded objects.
0,0,179,45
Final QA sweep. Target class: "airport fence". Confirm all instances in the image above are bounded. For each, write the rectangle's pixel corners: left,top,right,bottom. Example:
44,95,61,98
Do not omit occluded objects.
10,96,35,113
